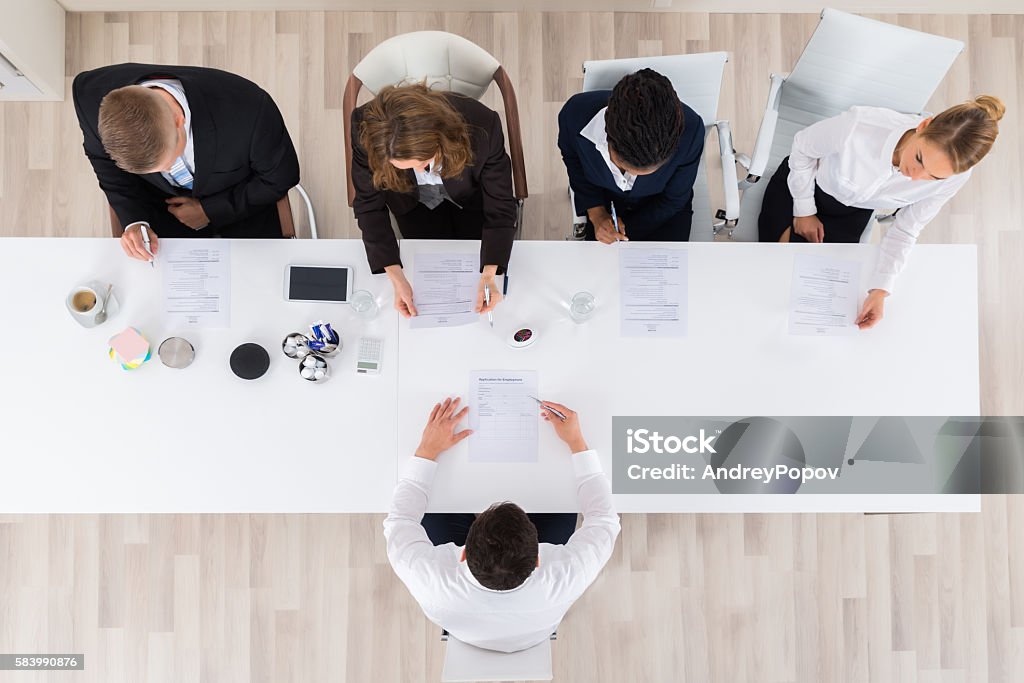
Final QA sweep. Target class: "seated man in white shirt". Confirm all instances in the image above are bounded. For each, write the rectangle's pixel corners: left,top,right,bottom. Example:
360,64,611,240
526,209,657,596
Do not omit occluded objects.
383,397,620,653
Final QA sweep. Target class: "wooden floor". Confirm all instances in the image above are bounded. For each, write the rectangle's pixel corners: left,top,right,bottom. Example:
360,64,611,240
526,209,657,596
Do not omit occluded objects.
1,11,1022,682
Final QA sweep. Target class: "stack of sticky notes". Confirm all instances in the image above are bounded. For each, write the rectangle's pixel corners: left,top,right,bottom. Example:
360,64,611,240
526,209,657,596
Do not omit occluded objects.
108,327,151,370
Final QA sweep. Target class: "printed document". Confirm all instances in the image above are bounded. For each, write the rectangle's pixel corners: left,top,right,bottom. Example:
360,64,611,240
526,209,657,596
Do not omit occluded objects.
789,254,860,336
410,253,478,329
468,370,539,463
161,240,231,328
619,247,688,337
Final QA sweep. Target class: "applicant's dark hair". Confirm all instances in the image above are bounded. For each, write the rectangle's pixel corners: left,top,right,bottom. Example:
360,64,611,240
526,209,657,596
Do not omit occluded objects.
605,68,685,171
465,502,538,590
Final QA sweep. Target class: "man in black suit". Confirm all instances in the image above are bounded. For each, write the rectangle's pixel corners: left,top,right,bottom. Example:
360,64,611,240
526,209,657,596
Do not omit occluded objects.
558,68,704,243
73,63,300,261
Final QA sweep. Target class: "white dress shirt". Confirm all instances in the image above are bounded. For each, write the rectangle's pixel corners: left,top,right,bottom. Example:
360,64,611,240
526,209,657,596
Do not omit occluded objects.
580,107,637,192
788,106,972,293
413,158,444,186
383,450,620,653
139,78,196,187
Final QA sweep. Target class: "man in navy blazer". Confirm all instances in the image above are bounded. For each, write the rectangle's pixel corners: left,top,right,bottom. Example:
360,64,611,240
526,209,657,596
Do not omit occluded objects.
558,68,704,243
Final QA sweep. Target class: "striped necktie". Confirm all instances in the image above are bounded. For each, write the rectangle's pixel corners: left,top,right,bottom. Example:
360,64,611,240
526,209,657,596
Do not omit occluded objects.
168,157,194,190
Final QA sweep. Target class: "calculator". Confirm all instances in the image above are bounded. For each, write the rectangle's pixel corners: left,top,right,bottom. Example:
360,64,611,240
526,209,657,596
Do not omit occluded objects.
356,337,383,374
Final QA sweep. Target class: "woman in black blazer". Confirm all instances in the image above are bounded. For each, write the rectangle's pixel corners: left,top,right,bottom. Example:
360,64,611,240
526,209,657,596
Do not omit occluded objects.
350,84,516,318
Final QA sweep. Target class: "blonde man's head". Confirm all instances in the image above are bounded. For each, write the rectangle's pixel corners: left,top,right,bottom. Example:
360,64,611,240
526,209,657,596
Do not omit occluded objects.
98,85,179,174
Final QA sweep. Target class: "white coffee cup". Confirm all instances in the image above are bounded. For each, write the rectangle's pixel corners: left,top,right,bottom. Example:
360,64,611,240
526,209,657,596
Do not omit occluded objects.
66,285,100,322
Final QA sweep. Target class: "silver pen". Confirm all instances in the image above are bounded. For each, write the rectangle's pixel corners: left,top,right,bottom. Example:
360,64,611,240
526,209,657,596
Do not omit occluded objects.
610,201,621,241
140,223,155,267
484,285,493,328
529,396,567,422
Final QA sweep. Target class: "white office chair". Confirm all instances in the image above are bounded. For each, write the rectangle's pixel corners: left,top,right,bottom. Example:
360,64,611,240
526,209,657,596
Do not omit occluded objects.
441,633,553,682
342,31,528,236
568,52,740,241
281,183,318,239
732,8,964,243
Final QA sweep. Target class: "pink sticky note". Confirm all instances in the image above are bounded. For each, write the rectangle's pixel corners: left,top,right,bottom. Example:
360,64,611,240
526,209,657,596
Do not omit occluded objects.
109,327,149,360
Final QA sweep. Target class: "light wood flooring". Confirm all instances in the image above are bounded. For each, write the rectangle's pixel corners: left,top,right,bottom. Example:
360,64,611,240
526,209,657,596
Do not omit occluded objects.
1,11,1022,683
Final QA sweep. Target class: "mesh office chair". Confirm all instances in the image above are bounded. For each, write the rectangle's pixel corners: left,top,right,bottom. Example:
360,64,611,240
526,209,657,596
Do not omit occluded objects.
568,52,740,241
342,31,528,235
731,9,964,243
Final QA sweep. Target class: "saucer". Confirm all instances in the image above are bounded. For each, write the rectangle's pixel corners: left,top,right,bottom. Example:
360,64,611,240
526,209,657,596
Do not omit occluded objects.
67,280,120,329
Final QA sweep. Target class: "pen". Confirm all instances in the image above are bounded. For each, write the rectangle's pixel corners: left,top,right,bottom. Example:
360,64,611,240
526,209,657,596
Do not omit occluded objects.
502,272,509,298
610,201,621,241
140,223,155,267
484,284,493,328
529,396,567,422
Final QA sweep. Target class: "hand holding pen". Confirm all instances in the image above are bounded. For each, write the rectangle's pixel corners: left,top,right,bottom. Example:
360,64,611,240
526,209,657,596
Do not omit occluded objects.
120,221,158,265
533,398,589,454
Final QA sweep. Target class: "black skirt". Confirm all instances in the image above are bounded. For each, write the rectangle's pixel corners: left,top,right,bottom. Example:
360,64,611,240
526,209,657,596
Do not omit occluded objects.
758,156,873,243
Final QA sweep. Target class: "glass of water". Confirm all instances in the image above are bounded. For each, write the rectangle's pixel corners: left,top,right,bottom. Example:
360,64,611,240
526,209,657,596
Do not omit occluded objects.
569,291,596,323
350,289,380,320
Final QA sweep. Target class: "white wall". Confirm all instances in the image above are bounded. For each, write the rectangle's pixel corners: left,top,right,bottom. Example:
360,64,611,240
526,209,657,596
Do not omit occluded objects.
0,0,65,100
53,0,1024,13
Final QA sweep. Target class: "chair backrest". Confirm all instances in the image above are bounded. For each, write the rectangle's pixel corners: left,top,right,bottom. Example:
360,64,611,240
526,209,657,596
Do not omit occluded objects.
441,636,552,683
343,31,527,207
734,9,964,241
582,52,728,128
352,31,499,98
580,53,728,240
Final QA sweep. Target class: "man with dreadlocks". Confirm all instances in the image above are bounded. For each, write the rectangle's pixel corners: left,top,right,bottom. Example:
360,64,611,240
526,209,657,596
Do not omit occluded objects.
558,68,704,243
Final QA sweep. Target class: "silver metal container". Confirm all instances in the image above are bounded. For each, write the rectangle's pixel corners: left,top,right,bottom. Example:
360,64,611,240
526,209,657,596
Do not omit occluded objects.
298,353,330,383
282,332,312,359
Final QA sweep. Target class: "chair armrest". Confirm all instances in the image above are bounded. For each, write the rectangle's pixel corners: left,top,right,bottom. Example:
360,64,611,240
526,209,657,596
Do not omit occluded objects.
742,73,785,182
714,120,740,223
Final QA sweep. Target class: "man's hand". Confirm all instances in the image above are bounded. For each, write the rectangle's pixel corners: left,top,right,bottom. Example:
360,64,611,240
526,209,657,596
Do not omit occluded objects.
588,206,628,244
166,197,210,230
120,222,159,262
792,214,824,243
385,265,418,318
475,268,502,314
415,397,472,461
539,400,589,454
855,289,888,330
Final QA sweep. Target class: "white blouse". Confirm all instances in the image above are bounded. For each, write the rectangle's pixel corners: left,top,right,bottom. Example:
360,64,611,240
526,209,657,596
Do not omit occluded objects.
788,106,972,293
581,107,638,192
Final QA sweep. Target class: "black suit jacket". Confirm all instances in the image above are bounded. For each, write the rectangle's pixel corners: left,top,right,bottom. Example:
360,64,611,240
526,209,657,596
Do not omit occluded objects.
73,63,300,238
351,93,516,274
558,90,704,238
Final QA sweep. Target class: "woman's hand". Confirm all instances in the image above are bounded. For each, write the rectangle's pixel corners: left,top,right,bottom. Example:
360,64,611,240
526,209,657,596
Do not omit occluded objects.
793,214,825,243
855,289,888,330
475,268,502,314
385,265,418,318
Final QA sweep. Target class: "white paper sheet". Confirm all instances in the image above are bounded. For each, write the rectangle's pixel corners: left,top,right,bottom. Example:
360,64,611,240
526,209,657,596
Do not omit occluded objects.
468,370,539,463
619,247,688,337
789,254,860,336
160,241,231,328
410,253,478,329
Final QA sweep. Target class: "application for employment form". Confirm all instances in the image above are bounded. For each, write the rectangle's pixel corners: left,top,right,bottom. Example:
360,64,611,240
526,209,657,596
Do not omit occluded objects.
619,247,688,337
468,370,539,463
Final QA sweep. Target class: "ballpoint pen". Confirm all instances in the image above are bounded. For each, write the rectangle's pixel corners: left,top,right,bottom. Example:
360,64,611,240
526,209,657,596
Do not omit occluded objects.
502,271,509,298
529,396,567,422
484,284,493,328
610,201,622,242
140,223,155,267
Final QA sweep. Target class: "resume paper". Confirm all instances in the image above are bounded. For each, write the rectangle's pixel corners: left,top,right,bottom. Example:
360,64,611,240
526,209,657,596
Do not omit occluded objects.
788,254,860,336
160,241,231,328
468,370,539,463
619,247,688,337
410,253,478,329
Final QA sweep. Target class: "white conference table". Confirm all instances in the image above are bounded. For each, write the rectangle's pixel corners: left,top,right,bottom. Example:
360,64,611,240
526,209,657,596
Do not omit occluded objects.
0,238,398,512
0,238,979,513
398,240,980,513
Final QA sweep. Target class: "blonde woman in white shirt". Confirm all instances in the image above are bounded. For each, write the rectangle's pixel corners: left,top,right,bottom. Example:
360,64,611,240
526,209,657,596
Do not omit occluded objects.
758,96,1004,328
